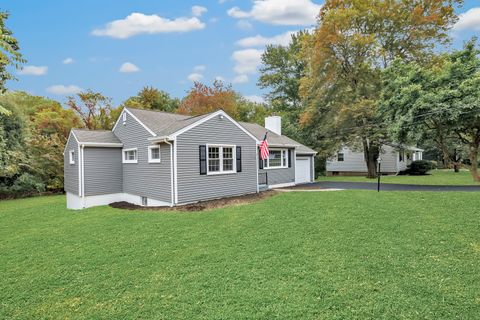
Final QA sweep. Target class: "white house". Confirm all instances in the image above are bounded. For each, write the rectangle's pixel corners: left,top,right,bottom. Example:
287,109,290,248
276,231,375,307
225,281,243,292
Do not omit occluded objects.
326,144,423,176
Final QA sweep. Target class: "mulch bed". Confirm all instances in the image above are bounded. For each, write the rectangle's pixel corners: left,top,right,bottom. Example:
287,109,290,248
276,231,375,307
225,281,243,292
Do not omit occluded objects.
109,190,277,212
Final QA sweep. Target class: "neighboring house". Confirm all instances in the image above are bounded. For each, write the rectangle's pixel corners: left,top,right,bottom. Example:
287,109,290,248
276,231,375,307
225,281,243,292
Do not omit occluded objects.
64,108,316,209
326,144,423,176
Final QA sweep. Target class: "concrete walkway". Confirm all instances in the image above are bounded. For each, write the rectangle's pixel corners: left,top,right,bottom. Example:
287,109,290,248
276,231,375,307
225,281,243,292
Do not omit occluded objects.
284,181,480,192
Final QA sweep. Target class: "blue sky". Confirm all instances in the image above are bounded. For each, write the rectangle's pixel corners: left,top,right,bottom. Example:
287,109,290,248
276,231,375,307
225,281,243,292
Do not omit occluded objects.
4,0,480,105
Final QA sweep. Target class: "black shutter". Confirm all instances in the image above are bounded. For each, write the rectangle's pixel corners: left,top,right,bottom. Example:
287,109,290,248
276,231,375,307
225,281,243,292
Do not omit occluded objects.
199,145,207,175
236,146,242,172
288,149,292,168
258,150,264,169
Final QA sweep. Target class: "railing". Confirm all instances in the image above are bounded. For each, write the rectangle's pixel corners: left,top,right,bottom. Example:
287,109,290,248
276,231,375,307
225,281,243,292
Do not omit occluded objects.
258,172,268,186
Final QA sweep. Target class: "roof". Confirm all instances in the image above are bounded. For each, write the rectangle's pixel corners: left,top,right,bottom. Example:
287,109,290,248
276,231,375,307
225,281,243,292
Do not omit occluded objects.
71,108,316,154
239,122,316,154
126,107,211,136
385,142,424,152
72,129,122,144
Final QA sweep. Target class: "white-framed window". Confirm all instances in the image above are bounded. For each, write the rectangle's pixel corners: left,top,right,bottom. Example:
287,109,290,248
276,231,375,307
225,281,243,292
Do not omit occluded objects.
123,148,138,164
69,150,75,165
207,145,236,174
337,153,344,162
122,112,127,123
263,148,288,169
148,145,161,163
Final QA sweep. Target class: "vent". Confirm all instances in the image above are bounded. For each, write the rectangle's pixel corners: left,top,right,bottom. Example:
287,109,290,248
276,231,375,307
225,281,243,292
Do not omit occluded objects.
141,196,148,206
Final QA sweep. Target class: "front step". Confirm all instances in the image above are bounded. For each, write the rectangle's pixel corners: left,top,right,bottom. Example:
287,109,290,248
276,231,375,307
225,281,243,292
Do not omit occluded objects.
258,184,269,192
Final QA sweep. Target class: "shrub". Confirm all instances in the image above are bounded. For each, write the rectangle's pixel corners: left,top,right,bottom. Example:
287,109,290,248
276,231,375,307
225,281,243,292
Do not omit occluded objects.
407,160,435,175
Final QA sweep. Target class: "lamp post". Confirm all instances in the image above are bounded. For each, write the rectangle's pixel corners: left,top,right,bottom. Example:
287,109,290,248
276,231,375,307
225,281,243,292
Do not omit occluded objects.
377,157,382,192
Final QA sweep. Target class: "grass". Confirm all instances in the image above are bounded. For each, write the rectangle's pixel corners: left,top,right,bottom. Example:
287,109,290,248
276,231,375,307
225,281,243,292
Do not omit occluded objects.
318,169,480,185
1,192,480,319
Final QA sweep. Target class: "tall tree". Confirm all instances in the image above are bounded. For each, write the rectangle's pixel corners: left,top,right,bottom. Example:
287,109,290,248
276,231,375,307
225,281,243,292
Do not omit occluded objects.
0,11,24,115
300,0,461,178
178,80,239,118
381,39,480,181
67,90,115,130
122,86,180,112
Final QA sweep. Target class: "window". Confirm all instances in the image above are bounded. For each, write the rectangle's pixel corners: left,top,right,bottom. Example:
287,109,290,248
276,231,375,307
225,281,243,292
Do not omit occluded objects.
122,112,127,123
123,148,138,163
263,149,288,169
148,146,161,163
207,145,236,174
337,153,344,162
69,150,75,165
399,150,404,162
141,196,148,206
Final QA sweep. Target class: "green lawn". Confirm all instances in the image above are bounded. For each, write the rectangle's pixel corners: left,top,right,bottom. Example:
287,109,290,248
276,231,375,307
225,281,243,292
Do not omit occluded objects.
318,169,480,185
1,192,479,319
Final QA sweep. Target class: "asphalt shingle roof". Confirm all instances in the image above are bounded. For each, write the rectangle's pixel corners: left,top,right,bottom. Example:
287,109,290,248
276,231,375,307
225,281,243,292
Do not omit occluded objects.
72,129,121,144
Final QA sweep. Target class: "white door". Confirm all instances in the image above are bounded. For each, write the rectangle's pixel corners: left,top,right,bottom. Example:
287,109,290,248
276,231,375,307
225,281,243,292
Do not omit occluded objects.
295,157,311,184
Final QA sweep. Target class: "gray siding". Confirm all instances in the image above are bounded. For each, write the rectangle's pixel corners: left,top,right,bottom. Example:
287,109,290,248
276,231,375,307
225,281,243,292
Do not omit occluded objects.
176,115,257,204
259,148,295,186
84,147,123,196
64,132,79,195
326,145,399,173
113,112,172,203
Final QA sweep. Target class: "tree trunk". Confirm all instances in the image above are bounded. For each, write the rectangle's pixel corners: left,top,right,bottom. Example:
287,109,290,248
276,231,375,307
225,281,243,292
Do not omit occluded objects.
453,148,459,173
363,140,379,179
469,145,480,181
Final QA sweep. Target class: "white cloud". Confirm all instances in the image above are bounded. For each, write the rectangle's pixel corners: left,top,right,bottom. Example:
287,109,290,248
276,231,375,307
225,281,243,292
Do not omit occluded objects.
232,49,263,74
119,62,140,73
188,72,204,82
454,7,480,31
228,0,321,26
194,65,206,72
245,95,265,104
62,58,74,64
18,65,48,76
215,75,226,82
192,5,208,17
237,20,253,31
236,30,296,47
46,85,83,95
92,12,205,39
232,74,249,84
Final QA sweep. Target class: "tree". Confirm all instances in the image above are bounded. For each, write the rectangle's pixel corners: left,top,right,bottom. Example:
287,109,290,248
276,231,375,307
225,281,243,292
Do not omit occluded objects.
0,11,24,94
300,0,461,178
178,80,239,118
67,90,115,130
122,86,180,112
381,39,480,181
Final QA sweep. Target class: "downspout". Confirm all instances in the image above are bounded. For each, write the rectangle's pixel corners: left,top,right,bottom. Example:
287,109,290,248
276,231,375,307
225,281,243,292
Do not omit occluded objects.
81,145,85,208
163,139,175,207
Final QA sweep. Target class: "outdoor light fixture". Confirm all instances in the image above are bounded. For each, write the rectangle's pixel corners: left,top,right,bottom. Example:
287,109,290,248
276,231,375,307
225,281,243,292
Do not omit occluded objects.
377,156,382,192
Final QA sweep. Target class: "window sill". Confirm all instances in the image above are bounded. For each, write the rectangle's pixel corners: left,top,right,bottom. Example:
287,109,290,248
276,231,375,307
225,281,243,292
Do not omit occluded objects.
123,160,138,164
207,171,236,175
148,160,161,163
263,166,289,170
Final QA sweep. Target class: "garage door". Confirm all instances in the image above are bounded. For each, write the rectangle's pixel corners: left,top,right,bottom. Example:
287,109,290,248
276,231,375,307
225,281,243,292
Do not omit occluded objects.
295,157,311,184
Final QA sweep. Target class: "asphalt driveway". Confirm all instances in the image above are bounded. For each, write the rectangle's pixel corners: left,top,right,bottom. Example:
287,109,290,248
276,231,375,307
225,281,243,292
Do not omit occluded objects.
287,181,480,192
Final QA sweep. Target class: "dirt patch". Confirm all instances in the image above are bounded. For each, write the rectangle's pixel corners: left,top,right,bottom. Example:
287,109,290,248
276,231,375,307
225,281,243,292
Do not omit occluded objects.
109,190,277,212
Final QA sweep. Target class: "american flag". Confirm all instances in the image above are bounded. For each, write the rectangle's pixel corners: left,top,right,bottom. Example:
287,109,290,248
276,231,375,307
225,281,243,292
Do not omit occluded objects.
259,132,269,160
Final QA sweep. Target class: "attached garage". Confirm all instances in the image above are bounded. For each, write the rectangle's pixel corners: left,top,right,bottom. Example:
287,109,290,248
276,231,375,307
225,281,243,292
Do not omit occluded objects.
295,155,314,184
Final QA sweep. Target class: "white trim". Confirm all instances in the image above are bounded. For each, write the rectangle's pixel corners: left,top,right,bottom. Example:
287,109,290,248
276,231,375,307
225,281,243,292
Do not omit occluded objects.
81,145,85,207
77,143,81,197
293,148,296,183
122,148,138,164
206,144,236,175
174,139,178,204
69,150,75,165
163,140,175,207
112,108,157,137
256,146,259,193
148,145,161,163
268,182,296,189
172,110,259,143
79,142,123,148
263,148,289,169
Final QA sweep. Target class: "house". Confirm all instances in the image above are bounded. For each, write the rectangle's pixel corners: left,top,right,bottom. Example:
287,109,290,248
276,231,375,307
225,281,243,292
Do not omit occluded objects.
326,144,423,176
64,108,317,209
